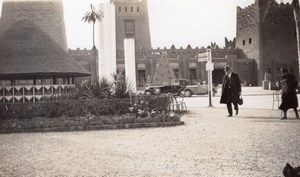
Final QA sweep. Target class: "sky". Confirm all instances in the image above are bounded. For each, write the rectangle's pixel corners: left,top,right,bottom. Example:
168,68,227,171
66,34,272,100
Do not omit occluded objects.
0,0,294,49
63,0,255,49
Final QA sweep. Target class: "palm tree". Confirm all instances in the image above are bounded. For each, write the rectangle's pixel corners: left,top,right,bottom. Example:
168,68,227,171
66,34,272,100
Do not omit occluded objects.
82,4,104,82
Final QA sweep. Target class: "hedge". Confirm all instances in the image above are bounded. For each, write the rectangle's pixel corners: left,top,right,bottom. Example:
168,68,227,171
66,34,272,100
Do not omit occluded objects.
0,95,171,119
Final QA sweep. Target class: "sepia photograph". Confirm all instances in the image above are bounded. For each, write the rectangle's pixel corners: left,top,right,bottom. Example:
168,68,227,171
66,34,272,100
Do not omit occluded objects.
0,0,300,176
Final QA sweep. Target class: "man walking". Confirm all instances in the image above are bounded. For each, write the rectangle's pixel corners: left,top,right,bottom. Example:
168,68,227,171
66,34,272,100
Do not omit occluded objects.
220,65,242,117
279,68,299,120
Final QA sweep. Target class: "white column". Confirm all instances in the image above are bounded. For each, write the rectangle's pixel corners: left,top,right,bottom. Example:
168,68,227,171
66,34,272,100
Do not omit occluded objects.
124,38,137,92
98,1,116,82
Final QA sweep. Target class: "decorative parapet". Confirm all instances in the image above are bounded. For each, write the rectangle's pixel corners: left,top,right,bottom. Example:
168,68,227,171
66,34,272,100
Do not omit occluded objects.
0,84,76,103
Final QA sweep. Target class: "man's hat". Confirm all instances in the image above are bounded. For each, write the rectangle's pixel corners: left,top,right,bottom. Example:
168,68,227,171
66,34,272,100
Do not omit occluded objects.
224,65,232,71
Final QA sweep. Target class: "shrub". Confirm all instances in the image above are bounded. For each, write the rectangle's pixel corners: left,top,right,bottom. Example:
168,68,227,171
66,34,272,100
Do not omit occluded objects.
111,72,134,99
0,95,172,120
78,77,113,100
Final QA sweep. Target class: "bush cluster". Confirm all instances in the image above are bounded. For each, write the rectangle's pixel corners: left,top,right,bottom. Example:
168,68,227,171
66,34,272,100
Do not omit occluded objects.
0,96,173,120
0,73,183,130
0,98,133,119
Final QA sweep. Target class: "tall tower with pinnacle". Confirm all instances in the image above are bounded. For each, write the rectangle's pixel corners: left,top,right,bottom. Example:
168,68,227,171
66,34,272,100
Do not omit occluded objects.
113,0,151,50
0,0,68,51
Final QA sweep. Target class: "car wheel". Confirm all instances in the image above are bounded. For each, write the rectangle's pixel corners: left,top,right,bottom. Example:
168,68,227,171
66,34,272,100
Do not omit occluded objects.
144,91,153,95
179,90,186,97
184,90,192,97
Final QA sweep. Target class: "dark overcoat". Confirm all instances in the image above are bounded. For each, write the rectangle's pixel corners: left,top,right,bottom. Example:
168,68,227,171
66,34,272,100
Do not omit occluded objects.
279,73,298,111
220,72,241,104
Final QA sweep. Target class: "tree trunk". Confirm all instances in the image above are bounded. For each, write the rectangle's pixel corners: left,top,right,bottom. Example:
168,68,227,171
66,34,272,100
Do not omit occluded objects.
93,22,95,48
92,22,98,82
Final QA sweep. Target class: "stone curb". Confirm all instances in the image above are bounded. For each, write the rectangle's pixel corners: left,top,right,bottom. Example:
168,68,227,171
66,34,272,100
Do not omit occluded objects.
0,121,185,134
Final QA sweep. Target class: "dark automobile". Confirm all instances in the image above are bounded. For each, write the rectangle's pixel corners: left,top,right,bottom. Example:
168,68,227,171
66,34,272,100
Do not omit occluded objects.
144,79,189,95
144,85,185,95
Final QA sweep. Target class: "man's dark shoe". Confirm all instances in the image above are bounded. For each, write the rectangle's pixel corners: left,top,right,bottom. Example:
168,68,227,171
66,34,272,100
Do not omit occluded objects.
280,117,287,120
236,110,238,115
227,115,232,117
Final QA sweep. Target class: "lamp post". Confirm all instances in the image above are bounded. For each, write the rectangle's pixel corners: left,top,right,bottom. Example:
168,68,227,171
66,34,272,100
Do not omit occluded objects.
198,47,214,107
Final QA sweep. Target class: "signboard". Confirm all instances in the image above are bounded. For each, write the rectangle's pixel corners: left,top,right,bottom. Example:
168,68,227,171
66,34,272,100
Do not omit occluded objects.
198,52,207,62
206,62,214,71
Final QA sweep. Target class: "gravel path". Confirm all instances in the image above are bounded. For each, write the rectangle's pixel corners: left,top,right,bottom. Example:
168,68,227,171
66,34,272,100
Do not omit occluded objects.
1,108,300,177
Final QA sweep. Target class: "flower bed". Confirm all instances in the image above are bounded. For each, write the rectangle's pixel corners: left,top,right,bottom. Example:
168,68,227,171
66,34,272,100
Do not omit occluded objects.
0,112,184,133
0,95,185,133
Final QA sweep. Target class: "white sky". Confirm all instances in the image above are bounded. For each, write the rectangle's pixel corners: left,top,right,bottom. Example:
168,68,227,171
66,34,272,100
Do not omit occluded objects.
0,0,294,49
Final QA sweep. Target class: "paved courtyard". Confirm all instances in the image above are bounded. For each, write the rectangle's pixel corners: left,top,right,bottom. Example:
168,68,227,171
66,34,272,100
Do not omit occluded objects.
1,106,300,177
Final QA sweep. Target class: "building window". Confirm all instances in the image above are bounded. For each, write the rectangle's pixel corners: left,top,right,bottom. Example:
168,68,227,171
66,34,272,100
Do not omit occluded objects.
131,6,133,12
124,20,135,37
242,40,245,45
189,62,196,68
173,69,179,78
249,38,252,44
125,6,127,12
119,6,121,12
138,70,146,86
137,6,139,12
138,63,145,69
190,69,197,84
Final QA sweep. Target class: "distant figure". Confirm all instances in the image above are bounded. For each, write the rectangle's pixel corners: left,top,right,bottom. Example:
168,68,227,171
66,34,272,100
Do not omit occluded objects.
220,65,242,117
279,68,299,120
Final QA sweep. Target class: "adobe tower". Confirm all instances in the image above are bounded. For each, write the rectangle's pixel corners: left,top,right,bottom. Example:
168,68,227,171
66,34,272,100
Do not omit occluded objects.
236,0,298,85
0,0,68,51
113,0,151,50
99,0,151,80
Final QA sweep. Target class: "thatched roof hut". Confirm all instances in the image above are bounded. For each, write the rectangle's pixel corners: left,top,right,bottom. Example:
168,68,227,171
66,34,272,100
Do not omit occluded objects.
0,20,90,79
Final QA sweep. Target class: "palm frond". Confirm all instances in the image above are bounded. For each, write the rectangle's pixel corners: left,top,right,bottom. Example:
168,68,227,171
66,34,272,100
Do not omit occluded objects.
82,4,104,23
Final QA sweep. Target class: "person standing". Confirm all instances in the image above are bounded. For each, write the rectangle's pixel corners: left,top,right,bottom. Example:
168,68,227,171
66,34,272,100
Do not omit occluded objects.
279,68,299,120
220,65,242,117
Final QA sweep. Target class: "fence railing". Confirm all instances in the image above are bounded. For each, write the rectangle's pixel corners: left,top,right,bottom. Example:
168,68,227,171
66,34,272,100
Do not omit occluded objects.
0,84,76,103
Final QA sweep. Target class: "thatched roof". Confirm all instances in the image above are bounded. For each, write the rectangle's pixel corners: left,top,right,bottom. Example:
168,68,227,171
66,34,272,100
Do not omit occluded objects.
0,20,91,78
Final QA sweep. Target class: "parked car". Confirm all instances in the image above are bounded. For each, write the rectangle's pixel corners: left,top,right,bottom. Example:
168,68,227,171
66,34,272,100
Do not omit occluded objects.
144,79,217,97
180,83,218,97
171,79,190,86
144,85,185,96
144,79,189,96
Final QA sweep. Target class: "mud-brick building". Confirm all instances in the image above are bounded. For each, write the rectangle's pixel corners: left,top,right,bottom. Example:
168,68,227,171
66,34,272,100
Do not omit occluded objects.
236,0,299,85
72,39,256,86
69,48,98,84
109,39,255,87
